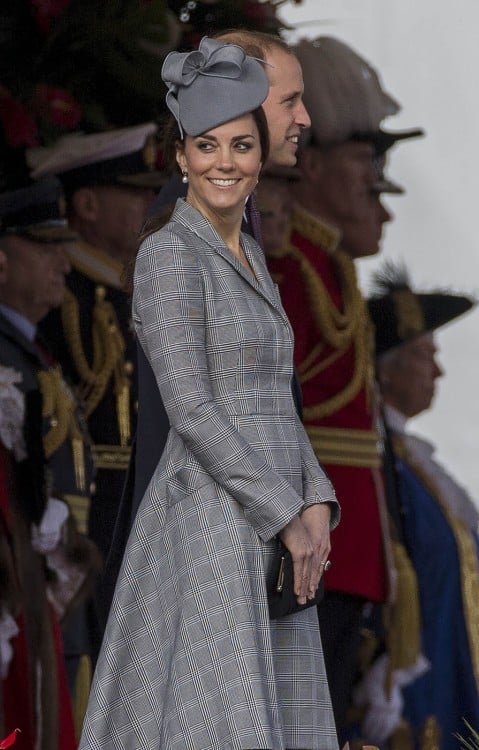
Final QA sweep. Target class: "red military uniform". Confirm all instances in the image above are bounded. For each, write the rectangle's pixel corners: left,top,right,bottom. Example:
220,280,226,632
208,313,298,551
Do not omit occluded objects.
267,206,389,603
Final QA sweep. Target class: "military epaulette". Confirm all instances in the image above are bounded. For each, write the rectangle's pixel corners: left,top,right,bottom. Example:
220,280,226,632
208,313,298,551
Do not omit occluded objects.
288,207,340,254
66,241,124,290
266,207,340,261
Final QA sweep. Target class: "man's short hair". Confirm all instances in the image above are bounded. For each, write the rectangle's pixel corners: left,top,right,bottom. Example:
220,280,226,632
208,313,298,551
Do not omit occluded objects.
213,29,293,61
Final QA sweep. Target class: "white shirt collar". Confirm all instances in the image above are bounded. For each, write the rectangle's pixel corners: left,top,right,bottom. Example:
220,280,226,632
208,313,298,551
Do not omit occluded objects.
0,304,36,342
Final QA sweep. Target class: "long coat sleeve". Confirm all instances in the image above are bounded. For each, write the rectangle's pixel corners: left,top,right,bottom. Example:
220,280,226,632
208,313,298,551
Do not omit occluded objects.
80,199,339,750
134,202,337,540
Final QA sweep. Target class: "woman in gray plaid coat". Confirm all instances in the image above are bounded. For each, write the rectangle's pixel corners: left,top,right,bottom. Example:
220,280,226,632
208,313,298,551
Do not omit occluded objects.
80,38,339,750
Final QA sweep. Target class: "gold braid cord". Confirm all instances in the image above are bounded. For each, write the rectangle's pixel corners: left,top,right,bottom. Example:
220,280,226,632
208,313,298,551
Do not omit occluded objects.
37,367,86,491
383,540,422,694
270,209,374,420
393,436,479,694
392,717,446,750
389,719,415,750
61,286,131,445
419,717,441,750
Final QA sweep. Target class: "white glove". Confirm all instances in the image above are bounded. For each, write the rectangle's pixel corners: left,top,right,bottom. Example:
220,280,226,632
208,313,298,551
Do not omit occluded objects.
0,608,19,679
46,545,88,618
31,497,69,554
353,653,430,744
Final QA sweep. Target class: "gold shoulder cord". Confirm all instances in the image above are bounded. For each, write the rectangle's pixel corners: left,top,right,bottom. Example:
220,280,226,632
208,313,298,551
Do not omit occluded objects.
384,539,422,694
61,286,131,446
419,717,441,750
393,436,479,693
389,720,415,750
269,209,374,420
38,367,86,492
391,718,444,750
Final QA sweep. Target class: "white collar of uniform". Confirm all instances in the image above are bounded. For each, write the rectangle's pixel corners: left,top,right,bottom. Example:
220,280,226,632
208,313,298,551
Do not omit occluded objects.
383,404,435,463
383,404,408,436
0,303,36,342
384,403,479,532
66,240,124,290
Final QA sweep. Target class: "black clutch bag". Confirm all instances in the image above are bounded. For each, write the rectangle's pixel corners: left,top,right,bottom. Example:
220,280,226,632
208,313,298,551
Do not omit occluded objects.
267,540,324,620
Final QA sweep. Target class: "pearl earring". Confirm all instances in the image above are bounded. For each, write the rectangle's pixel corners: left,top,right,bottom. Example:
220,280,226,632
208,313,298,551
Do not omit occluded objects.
181,171,188,184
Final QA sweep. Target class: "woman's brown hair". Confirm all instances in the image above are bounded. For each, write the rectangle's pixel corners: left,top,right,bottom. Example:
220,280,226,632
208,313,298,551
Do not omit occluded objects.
162,106,269,174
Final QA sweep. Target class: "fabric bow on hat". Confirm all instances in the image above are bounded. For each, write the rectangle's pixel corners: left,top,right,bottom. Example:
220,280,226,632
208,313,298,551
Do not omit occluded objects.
161,36,268,138
165,37,248,87
163,37,248,137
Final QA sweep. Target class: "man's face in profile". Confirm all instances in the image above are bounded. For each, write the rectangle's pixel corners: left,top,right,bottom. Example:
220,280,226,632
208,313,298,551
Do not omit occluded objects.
307,141,392,258
379,333,444,417
262,47,311,168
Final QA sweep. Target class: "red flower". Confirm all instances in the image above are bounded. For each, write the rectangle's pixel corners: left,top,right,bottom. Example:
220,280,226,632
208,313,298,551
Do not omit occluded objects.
0,88,39,147
34,84,82,129
30,0,71,34
0,729,20,748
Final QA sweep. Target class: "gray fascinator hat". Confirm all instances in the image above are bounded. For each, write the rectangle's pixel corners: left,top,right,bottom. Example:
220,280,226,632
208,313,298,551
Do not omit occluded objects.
162,36,269,138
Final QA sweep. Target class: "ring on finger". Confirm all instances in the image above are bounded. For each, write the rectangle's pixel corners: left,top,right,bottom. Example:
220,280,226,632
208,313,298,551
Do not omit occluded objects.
320,560,332,572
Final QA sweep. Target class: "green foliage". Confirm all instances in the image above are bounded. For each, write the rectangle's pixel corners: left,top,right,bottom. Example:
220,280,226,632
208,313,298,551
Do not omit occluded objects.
44,1,170,94
0,0,296,147
37,0,173,126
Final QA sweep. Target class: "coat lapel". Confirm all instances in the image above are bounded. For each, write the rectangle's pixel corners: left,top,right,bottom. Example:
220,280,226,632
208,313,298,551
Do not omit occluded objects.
172,199,283,314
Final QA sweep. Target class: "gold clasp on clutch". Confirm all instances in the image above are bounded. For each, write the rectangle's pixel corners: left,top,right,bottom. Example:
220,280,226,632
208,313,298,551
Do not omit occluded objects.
275,554,286,593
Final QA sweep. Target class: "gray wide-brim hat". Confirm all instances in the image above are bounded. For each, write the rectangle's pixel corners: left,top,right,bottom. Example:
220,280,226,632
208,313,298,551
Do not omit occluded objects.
162,36,269,137
294,36,423,151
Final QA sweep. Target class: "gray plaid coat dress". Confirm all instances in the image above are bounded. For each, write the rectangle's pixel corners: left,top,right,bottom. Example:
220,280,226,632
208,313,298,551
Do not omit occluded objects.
80,199,340,750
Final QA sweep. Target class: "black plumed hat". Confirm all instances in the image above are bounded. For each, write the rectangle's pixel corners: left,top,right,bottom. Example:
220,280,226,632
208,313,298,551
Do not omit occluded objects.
367,261,475,356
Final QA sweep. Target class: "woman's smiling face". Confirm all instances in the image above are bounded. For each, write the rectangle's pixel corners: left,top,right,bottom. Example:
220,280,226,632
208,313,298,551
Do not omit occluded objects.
176,113,262,222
